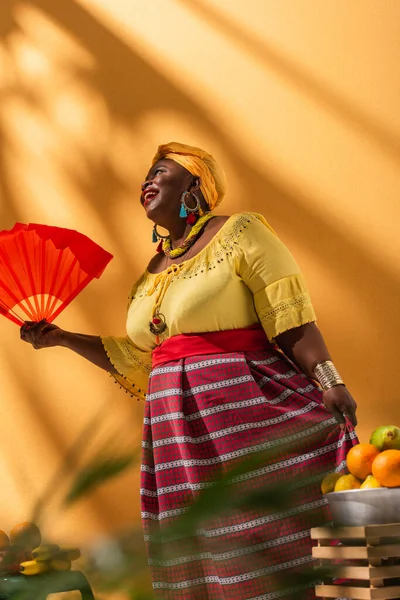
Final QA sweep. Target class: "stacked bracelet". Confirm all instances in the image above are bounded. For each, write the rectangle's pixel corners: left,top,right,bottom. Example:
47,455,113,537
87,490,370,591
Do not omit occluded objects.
313,360,344,391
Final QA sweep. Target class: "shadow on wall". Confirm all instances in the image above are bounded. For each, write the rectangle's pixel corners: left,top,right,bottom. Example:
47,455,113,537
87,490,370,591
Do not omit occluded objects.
0,344,104,523
178,0,400,163
0,0,399,513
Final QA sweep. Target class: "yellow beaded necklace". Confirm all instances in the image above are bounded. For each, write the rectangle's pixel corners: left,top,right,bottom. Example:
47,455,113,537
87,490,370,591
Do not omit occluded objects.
161,212,214,259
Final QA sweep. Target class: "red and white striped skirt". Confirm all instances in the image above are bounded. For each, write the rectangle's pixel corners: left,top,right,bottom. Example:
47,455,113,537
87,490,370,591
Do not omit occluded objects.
141,328,357,599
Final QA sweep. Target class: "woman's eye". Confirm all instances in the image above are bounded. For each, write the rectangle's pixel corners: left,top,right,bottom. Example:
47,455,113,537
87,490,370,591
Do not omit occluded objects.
155,169,164,175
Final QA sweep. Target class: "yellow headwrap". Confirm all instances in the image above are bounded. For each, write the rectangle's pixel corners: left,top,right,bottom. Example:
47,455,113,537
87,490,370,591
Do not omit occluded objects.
152,142,227,210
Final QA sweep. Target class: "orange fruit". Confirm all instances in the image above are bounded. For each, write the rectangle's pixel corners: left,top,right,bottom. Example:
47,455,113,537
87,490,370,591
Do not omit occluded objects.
0,531,10,550
346,443,380,480
372,449,400,488
334,474,362,491
321,473,342,494
9,523,41,550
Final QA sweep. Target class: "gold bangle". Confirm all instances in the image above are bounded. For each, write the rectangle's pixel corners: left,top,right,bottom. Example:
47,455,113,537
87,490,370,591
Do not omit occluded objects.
313,360,344,391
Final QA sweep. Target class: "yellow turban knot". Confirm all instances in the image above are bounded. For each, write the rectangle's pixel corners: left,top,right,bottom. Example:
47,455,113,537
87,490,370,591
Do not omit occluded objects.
152,142,227,211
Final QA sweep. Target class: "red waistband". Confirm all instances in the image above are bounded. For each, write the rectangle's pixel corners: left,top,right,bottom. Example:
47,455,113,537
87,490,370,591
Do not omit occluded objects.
151,325,271,368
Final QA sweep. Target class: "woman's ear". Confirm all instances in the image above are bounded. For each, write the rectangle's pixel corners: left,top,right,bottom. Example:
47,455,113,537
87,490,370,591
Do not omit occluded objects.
189,177,201,192
189,177,209,212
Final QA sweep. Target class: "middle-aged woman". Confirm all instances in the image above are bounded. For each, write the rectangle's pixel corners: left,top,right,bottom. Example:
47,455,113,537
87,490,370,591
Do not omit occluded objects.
21,142,358,600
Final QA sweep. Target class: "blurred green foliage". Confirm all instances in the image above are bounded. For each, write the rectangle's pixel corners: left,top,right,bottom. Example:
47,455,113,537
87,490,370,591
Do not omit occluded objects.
20,422,336,599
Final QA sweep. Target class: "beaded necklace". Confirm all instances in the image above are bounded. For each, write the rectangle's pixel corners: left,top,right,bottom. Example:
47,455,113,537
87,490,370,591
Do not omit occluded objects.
161,212,214,259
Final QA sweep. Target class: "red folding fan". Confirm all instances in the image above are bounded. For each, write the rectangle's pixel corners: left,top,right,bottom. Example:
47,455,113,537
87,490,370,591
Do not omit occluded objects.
0,223,113,326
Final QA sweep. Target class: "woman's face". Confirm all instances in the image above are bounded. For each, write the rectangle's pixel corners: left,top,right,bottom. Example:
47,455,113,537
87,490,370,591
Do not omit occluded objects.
141,159,194,223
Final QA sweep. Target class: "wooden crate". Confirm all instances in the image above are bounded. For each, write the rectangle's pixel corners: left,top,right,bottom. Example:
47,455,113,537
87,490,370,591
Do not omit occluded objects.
310,523,400,599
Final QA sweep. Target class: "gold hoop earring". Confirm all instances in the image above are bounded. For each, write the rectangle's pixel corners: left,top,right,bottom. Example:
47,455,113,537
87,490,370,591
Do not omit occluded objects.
180,191,201,218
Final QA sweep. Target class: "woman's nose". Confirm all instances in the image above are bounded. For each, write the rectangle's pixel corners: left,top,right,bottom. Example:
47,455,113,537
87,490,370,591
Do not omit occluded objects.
141,180,151,191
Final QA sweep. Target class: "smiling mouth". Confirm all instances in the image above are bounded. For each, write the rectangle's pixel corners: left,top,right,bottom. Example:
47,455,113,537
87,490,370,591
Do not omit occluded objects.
143,191,159,207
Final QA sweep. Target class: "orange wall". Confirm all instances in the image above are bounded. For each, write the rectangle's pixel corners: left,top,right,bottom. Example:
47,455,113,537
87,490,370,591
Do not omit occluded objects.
0,0,399,547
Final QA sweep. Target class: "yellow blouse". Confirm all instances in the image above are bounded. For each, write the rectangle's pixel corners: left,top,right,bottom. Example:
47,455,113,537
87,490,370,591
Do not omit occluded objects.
101,212,316,400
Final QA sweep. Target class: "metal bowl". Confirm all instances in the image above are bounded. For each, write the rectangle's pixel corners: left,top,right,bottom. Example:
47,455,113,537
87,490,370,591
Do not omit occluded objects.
326,487,400,526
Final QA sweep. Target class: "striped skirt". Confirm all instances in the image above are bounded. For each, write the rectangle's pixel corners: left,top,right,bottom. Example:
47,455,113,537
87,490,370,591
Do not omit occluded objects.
141,339,357,599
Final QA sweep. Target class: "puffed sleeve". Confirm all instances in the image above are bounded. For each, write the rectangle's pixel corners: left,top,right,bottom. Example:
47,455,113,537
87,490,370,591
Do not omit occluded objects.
236,213,317,340
101,335,151,401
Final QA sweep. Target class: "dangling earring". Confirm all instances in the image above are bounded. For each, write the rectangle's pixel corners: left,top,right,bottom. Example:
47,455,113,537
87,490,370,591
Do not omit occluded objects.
152,224,169,253
180,191,201,225
179,198,188,219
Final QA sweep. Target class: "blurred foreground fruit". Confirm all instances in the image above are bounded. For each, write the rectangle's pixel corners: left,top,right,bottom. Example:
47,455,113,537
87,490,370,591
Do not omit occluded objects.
20,560,49,575
0,550,16,573
370,425,400,451
346,443,380,480
334,474,362,491
0,547,29,573
49,558,71,571
0,531,10,550
10,523,41,551
32,544,80,562
321,473,342,494
0,525,81,576
32,545,60,561
360,475,382,489
58,547,81,561
372,449,400,487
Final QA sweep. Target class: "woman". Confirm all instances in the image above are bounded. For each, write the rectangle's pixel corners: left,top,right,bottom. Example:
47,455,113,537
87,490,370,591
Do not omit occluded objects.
21,142,358,600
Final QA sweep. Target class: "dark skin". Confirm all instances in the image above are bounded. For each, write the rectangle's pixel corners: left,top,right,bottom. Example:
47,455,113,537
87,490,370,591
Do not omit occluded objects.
142,159,229,273
20,158,357,427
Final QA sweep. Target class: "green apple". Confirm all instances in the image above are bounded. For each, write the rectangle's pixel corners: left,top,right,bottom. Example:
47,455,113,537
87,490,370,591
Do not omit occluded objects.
370,425,400,451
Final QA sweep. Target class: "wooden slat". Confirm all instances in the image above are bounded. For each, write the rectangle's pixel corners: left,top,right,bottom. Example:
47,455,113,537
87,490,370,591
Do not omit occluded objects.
315,564,400,580
313,546,368,559
370,564,400,578
318,565,371,579
366,544,400,558
313,544,400,560
311,523,400,541
315,584,372,599
364,524,400,539
369,586,400,599
311,526,366,540
315,584,400,599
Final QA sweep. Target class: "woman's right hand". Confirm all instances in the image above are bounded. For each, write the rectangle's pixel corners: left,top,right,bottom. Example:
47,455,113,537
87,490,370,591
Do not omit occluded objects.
20,320,64,349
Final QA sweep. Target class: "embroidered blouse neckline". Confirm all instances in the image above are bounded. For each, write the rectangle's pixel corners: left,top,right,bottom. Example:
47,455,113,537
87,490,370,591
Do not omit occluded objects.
144,213,237,277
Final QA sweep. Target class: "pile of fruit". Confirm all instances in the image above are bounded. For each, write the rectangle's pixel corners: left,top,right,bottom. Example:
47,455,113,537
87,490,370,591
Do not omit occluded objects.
0,522,80,576
322,425,400,494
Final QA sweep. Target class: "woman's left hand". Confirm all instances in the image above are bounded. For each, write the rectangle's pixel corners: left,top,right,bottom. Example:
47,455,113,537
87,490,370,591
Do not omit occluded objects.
323,385,357,428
